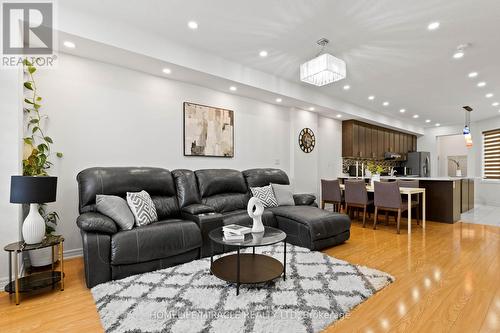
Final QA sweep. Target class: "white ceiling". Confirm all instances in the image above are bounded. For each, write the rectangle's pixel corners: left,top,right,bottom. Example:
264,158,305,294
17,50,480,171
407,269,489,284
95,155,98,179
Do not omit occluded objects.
60,0,500,126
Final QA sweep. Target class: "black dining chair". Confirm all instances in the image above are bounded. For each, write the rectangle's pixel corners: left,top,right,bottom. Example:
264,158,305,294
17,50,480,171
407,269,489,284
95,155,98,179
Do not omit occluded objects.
397,179,420,225
345,180,373,227
373,181,418,234
320,179,343,212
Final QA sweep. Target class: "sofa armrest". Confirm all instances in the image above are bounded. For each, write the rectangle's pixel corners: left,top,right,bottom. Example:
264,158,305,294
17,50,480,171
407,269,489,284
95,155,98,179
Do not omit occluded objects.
181,204,215,215
181,211,223,258
77,212,118,234
80,230,112,288
293,193,317,206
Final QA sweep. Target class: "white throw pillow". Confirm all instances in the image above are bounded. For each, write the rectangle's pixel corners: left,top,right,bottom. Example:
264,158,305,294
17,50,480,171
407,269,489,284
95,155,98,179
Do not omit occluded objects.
250,185,278,208
126,190,158,227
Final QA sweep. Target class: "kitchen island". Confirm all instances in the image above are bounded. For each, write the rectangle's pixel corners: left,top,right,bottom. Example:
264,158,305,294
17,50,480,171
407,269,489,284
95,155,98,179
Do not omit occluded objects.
338,176,474,223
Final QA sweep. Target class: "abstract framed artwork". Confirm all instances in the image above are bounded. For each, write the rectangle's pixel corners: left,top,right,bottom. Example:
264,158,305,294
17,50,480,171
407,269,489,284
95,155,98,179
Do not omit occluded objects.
183,102,234,157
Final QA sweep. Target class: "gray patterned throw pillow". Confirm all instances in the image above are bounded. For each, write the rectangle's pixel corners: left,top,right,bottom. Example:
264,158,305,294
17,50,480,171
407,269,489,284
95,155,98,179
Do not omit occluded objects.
126,190,158,227
250,185,278,208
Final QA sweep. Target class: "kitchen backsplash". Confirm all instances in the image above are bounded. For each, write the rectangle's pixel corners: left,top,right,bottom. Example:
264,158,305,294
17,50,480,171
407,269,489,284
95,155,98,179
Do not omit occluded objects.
342,158,404,174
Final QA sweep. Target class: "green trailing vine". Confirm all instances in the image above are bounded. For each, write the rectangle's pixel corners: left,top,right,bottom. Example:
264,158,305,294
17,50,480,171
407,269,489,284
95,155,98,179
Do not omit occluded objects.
22,58,63,234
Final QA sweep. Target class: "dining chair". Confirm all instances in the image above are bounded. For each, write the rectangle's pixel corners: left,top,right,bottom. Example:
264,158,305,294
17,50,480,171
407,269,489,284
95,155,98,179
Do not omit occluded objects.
344,180,373,227
373,181,418,234
320,179,343,212
397,179,420,225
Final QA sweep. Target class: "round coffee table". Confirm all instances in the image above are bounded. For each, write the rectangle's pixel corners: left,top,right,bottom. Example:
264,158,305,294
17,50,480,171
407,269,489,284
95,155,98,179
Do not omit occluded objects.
208,226,286,295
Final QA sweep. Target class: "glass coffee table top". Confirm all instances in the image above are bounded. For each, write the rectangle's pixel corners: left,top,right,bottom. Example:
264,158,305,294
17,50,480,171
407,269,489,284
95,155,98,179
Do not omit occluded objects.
209,226,286,247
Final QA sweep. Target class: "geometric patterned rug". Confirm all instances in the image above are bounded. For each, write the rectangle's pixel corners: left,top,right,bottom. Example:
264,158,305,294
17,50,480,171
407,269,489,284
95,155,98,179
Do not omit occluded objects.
91,243,394,333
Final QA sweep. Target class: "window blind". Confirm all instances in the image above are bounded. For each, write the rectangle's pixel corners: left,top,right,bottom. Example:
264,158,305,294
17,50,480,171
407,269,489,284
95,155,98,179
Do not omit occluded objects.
483,128,500,179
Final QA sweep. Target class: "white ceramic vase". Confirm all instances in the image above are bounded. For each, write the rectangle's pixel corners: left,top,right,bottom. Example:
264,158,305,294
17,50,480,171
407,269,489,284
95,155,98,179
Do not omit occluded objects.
23,203,46,244
247,197,265,233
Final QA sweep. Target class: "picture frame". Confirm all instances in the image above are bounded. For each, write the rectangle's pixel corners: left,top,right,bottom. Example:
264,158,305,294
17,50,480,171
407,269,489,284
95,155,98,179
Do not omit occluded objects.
183,102,234,157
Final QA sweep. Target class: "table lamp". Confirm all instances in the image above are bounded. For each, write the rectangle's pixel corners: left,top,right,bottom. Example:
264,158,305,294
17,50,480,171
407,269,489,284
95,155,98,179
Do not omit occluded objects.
10,176,57,244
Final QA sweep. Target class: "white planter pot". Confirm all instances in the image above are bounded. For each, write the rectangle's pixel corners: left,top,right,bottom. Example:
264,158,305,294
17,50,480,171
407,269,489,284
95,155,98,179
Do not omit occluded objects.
29,245,58,267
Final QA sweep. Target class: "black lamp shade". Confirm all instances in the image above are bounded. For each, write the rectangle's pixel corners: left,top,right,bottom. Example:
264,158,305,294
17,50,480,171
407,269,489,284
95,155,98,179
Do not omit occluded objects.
10,176,57,204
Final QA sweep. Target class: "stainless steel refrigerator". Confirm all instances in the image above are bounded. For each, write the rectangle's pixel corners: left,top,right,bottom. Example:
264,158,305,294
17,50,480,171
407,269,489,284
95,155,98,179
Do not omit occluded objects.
406,152,431,177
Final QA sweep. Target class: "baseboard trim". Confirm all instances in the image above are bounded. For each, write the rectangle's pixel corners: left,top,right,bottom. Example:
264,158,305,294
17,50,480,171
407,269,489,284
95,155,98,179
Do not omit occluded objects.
64,248,83,259
0,248,83,287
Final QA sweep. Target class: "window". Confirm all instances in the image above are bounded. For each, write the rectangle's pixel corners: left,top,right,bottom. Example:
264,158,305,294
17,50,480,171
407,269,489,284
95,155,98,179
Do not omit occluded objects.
483,128,500,179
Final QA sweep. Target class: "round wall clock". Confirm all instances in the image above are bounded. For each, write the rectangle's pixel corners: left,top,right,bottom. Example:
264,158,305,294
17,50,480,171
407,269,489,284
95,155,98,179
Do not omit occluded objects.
298,128,315,153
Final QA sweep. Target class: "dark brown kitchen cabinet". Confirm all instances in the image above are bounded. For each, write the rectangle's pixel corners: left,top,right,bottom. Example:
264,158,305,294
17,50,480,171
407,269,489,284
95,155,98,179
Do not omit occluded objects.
342,120,418,159
377,129,384,159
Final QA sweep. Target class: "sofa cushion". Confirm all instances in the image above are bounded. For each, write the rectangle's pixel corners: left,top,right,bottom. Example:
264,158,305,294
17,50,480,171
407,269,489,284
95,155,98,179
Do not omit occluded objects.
76,167,179,219
202,193,249,213
243,168,290,187
195,169,247,197
172,169,201,208
268,206,350,241
110,219,201,265
221,209,277,228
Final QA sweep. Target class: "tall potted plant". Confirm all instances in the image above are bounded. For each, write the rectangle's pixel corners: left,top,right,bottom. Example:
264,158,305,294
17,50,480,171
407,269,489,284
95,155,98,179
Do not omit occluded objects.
22,59,63,266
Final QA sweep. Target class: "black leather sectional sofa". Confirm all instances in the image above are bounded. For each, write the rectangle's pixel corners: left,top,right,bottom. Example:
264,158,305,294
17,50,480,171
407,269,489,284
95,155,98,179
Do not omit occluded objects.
76,167,351,287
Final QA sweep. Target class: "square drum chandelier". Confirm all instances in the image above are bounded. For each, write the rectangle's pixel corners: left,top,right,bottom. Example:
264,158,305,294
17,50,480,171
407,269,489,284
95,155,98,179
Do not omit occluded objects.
300,38,346,87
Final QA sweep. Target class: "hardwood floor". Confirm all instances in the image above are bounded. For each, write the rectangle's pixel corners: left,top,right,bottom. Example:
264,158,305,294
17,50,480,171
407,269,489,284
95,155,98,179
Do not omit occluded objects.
0,219,498,333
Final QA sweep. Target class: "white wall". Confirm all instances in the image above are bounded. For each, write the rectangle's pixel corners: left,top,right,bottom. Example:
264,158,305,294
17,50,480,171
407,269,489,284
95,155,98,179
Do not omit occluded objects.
418,117,500,206
0,68,22,283
31,53,342,257
437,134,469,176
318,117,343,198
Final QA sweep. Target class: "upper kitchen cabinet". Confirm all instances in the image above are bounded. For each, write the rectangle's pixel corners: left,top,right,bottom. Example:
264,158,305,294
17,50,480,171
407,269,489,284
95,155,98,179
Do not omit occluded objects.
342,120,417,159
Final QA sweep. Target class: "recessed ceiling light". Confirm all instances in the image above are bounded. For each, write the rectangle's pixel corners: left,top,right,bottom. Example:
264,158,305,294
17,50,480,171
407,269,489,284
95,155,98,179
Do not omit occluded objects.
477,81,486,87
229,86,237,91
368,95,375,100
63,41,75,48
308,107,315,111
399,109,406,113
162,68,171,74
427,22,440,30
343,85,350,90
259,50,268,57
187,21,198,29
486,93,494,98
336,114,342,118
435,123,441,126
453,51,464,59
275,98,282,103
468,72,478,78
413,115,419,118
425,119,431,123
383,101,389,106
493,102,499,107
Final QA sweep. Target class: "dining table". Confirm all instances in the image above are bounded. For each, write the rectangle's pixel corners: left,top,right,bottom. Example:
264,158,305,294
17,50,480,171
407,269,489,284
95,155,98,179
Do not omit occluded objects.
339,183,426,234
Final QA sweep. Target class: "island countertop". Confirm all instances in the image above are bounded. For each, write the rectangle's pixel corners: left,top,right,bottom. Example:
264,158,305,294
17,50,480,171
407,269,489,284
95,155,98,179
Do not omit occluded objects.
336,176,474,223
338,176,474,181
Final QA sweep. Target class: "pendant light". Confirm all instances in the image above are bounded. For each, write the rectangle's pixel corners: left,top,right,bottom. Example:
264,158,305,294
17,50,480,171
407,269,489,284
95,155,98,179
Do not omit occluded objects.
462,106,473,148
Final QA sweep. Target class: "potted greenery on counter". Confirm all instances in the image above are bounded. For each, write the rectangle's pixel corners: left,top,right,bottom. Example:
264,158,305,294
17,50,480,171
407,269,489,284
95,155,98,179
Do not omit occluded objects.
22,58,63,266
366,162,385,186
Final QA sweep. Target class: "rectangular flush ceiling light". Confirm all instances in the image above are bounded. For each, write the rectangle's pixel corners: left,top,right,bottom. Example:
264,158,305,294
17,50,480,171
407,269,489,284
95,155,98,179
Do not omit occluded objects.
300,53,346,86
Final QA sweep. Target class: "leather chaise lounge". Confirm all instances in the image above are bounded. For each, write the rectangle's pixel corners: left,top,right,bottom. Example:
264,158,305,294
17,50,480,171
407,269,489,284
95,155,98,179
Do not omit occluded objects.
76,167,351,288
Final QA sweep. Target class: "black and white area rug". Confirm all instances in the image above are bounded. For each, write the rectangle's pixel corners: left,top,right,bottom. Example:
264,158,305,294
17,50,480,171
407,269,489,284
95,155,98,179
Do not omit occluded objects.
92,244,394,333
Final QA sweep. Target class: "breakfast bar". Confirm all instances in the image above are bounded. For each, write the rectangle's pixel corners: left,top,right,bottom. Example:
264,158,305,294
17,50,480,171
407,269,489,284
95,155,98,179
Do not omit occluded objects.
338,176,473,223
